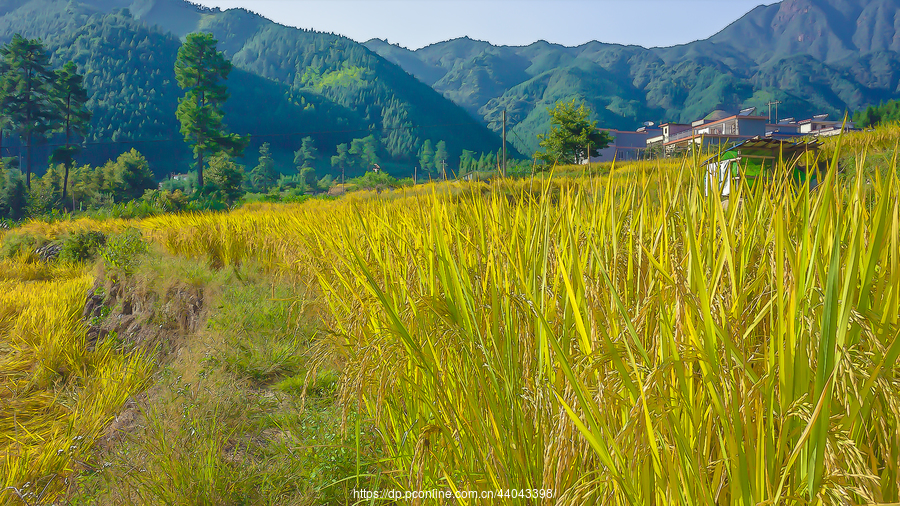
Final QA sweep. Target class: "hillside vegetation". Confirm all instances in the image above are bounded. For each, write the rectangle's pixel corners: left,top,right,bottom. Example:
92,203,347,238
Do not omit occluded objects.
0,0,508,178
2,125,899,504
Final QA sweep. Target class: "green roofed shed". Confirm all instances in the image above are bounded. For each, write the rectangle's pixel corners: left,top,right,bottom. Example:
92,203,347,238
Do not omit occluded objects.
704,138,824,197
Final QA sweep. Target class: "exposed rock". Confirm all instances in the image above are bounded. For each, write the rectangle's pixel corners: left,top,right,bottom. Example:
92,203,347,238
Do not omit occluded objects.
83,276,205,353
35,243,62,262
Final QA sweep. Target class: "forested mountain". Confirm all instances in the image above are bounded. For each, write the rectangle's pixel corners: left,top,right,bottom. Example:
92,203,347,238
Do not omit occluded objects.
0,0,509,178
366,0,900,155
4,0,895,174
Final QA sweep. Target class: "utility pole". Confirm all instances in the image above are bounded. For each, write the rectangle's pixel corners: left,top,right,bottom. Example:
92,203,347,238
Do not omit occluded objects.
530,156,536,186
441,159,446,180
502,110,507,178
414,166,417,185
767,100,782,124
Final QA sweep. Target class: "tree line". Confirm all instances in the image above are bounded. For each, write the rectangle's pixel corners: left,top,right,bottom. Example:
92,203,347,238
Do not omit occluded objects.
0,26,609,222
0,30,457,222
0,34,91,199
0,31,245,220
2,149,155,220
854,100,900,129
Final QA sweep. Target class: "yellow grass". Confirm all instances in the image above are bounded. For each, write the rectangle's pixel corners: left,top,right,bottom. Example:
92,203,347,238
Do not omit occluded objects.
1,259,151,504
135,150,900,504
5,217,133,241
3,133,900,503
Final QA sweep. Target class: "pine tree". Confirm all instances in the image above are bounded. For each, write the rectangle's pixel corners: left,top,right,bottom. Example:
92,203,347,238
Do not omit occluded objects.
460,150,476,172
207,153,244,204
299,166,316,190
250,142,277,192
434,140,448,174
362,135,380,168
349,137,366,169
418,139,434,172
51,61,92,206
331,143,350,184
0,168,28,219
293,136,318,171
175,32,247,189
0,34,57,189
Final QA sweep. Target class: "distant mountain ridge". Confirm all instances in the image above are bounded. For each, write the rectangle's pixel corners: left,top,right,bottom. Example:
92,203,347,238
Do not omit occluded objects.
0,0,509,177
366,0,900,154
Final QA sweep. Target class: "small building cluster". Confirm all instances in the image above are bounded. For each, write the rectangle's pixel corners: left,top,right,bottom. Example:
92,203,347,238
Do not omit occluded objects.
590,108,854,162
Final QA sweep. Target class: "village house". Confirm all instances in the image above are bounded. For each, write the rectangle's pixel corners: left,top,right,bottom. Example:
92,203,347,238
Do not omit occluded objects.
645,108,768,156
588,126,662,163
585,109,855,163
768,114,853,137
766,117,803,139
644,110,855,157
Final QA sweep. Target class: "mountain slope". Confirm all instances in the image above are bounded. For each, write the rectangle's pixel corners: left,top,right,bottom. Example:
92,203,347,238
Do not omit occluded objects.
0,0,510,178
132,0,517,165
367,0,900,155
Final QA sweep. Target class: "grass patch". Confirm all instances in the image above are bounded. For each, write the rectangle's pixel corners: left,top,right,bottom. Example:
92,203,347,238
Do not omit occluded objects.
209,281,311,385
0,230,48,259
68,260,376,505
58,230,107,263
0,260,152,504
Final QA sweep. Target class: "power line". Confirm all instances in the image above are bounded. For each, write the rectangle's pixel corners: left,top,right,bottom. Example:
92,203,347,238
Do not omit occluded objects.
2,121,485,150
489,113,534,159
509,128,534,158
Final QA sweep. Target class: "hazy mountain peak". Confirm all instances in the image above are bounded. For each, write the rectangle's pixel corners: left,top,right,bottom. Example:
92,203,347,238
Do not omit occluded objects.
702,0,900,64
368,0,900,155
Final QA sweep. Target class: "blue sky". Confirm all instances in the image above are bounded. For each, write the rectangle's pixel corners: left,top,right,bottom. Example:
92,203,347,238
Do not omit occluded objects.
192,0,778,50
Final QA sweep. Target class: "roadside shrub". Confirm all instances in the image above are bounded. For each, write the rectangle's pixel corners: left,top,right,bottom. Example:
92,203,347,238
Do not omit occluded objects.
1,231,48,259
281,189,311,204
58,231,107,263
347,171,400,191
317,174,334,189
100,229,148,274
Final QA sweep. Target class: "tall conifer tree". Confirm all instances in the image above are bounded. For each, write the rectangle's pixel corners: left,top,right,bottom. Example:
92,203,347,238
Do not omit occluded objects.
294,136,319,171
52,61,92,205
250,142,277,192
418,139,434,172
0,34,57,189
175,32,246,189
434,140,448,172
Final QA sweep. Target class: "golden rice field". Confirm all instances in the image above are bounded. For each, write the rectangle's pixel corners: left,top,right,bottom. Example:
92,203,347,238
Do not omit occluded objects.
139,153,899,504
0,259,151,504
3,136,900,504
